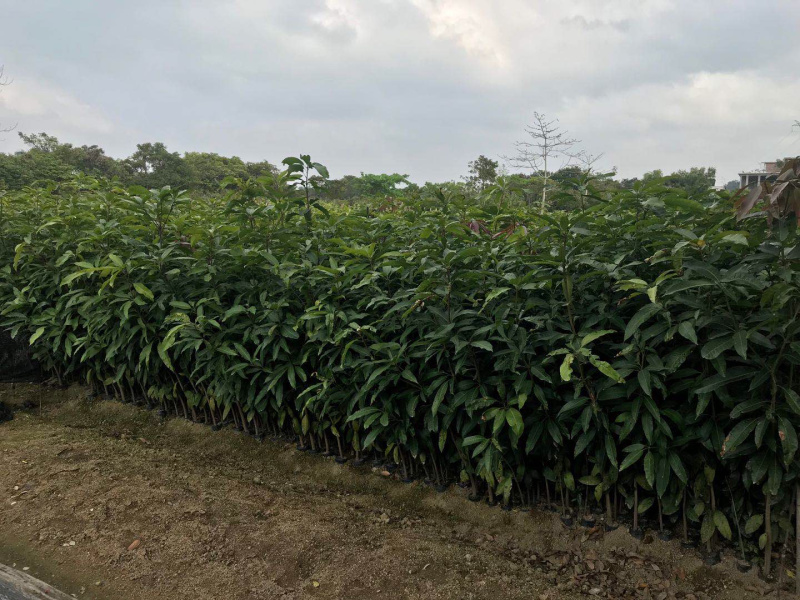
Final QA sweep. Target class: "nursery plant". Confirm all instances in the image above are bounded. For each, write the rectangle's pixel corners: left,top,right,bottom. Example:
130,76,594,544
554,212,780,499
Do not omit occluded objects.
2,158,799,579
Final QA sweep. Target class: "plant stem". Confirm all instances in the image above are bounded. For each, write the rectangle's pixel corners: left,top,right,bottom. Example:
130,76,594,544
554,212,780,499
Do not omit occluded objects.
765,494,772,578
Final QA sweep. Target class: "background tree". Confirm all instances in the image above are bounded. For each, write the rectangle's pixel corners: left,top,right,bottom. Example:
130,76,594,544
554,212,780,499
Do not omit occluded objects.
18,131,60,152
324,172,409,201
464,155,498,191
183,152,249,192
625,167,717,197
549,165,584,185
0,149,72,187
666,167,716,197
641,169,664,184
724,179,740,192
2,130,284,192
124,142,188,189
244,159,278,180
0,132,73,187
506,112,579,211
19,132,123,180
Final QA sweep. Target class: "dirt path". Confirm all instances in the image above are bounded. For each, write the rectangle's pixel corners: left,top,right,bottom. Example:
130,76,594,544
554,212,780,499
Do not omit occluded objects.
0,384,770,600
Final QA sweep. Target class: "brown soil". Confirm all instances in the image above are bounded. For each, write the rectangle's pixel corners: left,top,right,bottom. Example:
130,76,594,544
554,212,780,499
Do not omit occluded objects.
0,384,771,600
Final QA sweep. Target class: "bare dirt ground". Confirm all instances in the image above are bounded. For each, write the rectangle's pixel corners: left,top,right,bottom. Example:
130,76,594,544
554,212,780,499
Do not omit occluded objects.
0,384,773,600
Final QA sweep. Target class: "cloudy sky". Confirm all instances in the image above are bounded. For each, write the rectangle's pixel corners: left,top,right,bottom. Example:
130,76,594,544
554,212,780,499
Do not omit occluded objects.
1,0,799,184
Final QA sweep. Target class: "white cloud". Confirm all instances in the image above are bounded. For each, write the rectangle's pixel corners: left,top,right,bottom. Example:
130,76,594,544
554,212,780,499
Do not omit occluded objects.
0,78,114,143
410,0,508,67
311,0,361,40
561,0,675,22
561,71,800,180
563,71,800,131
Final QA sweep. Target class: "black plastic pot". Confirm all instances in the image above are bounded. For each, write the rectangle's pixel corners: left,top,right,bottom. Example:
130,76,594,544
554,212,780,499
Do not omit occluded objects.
468,494,482,503
629,527,644,540
561,516,574,527
737,560,752,573
703,552,721,566
335,456,348,464
0,401,13,424
435,484,448,493
658,530,673,542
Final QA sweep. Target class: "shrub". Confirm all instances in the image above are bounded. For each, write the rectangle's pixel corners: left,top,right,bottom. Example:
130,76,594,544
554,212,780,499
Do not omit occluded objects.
2,160,799,571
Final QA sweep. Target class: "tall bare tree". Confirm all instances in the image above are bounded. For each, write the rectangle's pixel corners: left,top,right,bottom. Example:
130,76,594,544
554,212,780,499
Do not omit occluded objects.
574,150,605,174
506,112,579,212
0,65,15,134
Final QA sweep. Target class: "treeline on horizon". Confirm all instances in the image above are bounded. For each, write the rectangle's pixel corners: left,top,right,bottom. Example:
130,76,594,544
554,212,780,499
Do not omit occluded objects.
0,131,723,205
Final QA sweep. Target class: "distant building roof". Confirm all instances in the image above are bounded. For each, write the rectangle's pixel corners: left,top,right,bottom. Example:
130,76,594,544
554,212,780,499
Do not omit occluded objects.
739,160,785,177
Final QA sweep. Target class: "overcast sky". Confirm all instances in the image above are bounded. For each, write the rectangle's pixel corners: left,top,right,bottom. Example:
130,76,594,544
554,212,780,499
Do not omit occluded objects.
1,0,799,184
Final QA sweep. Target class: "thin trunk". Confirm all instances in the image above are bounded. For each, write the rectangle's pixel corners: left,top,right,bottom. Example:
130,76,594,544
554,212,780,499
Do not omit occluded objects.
682,492,688,542
778,528,790,594
336,434,345,458
795,483,799,597
431,454,441,485
422,461,432,482
238,406,250,434
540,154,548,213
764,494,772,578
